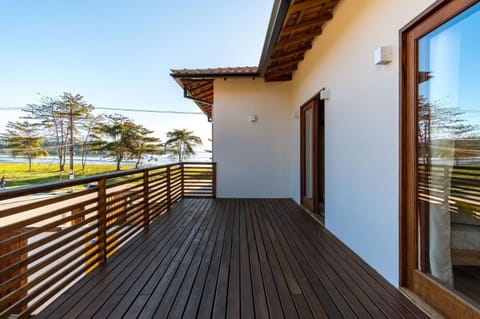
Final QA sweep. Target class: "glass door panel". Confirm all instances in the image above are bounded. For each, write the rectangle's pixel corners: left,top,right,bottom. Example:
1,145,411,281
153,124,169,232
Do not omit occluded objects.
305,107,313,200
301,98,318,213
416,2,480,305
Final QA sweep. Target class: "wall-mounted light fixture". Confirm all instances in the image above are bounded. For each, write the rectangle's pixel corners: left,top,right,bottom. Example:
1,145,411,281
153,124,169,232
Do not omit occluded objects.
294,109,300,119
374,46,393,65
248,115,257,123
319,88,330,101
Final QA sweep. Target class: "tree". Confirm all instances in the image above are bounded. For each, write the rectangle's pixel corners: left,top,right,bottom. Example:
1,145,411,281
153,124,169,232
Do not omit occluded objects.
131,127,163,168
23,96,67,171
61,93,94,175
165,129,202,162
2,121,49,171
79,114,103,170
93,114,161,170
22,93,94,171
417,96,479,166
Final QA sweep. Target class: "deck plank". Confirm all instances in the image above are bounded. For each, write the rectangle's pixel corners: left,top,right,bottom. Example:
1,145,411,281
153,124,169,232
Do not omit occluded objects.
36,199,198,319
244,199,269,319
249,199,285,319
91,199,208,319
211,198,235,319
38,198,430,319
178,199,228,318
137,199,214,318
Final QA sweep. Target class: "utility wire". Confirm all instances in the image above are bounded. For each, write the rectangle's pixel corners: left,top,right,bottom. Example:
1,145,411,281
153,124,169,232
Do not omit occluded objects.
0,106,204,115
96,106,203,115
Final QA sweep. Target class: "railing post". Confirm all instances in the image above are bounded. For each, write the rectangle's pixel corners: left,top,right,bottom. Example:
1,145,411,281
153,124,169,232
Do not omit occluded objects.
181,163,185,198
0,231,28,314
212,162,217,198
167,166,171,210
97,178,107,263
143,170,150,230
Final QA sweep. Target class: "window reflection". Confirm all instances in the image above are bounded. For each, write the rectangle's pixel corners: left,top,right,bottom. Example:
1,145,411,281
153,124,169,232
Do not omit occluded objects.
416,3,480,305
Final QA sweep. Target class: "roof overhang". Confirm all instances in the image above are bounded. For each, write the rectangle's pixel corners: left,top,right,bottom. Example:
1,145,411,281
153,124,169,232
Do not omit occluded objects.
258,0,339,81
170,0,341,119
170,67,259,121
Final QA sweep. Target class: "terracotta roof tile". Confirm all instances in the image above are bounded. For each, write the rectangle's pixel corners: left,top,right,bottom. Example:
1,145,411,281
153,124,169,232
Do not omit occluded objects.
170,66,259,77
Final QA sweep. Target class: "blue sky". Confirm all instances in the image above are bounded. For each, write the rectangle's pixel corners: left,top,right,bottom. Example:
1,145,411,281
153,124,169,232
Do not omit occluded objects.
419,3,480,129
0,0,274,145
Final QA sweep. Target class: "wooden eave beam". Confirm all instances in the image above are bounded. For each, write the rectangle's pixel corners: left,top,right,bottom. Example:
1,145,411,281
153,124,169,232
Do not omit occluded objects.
269,54,305,66
275,30,321,47
267,63,298,74
281,13,333,34
196,92,213,102
187,80,212,91
288,1,327,14
265,69,293,77
265,73,292,82
271,44,311,59
267,61,298,72
190,84,213,97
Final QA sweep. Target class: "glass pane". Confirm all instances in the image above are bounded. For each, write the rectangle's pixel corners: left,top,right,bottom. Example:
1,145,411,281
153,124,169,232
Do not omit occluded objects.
305,108,313,199
416,3,480,305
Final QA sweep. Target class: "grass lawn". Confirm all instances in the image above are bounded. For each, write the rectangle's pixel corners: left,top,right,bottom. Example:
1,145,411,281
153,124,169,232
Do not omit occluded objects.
0,163,136,189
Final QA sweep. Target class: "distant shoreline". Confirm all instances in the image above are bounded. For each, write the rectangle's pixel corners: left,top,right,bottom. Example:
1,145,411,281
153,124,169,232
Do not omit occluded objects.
0,153,212,166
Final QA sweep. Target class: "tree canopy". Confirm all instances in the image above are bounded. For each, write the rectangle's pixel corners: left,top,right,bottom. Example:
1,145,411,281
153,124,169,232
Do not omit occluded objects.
2,93,207,173
22,93,94,171
2,121,49,171
92,114,162,170
165,129,202,162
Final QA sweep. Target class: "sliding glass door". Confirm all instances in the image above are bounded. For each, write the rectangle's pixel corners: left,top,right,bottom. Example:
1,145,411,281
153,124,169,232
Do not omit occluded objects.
402,1,480,317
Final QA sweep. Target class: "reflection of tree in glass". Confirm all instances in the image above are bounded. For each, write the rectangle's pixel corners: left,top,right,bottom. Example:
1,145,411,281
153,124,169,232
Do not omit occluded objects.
417,96,480,166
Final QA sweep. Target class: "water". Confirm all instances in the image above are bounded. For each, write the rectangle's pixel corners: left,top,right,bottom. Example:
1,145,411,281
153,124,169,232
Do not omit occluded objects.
0,152,212,166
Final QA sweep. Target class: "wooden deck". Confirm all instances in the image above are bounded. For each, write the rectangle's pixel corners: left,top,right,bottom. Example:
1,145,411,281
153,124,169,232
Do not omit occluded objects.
37,198,429,319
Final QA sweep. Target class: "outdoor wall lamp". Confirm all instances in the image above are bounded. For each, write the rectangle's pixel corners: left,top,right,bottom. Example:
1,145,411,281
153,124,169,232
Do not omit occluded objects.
374,46,393,65
319,88,330,101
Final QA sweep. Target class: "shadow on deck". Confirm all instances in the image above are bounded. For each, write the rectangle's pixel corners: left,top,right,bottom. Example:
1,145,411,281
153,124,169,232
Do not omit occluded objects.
37,198,428,318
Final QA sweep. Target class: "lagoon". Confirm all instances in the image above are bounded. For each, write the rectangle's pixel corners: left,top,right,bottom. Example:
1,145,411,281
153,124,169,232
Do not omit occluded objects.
0,152,212,167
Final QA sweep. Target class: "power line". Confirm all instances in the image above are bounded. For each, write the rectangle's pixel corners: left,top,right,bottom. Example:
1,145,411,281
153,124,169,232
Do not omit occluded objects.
95,106,203,115
0,106,204,115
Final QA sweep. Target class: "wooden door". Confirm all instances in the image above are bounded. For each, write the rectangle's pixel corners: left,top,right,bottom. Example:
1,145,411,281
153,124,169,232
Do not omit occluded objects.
301,95,324,214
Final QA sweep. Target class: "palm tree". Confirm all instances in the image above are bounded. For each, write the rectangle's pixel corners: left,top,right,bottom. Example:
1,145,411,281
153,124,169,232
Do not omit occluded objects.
92,114,162,170
132,127,163,168
92,114,139,171
165,129,202,162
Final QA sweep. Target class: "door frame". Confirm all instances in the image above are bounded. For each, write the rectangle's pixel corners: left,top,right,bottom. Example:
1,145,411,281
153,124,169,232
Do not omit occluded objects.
300,93,323,214
400,0,480,317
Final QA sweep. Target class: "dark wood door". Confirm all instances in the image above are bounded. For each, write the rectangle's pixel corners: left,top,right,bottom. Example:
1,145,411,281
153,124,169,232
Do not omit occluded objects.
300,95,324,214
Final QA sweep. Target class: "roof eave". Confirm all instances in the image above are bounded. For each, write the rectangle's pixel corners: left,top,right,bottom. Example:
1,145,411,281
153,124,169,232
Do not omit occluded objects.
170,72,259,79
257,0,290,77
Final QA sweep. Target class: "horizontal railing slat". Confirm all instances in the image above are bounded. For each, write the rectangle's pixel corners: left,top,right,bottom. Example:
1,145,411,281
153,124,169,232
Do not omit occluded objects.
0,162,215,318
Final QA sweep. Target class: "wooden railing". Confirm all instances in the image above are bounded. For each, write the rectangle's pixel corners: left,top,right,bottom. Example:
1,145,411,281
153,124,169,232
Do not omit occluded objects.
417,164,480,213
417,164,480,269
0,162,215,318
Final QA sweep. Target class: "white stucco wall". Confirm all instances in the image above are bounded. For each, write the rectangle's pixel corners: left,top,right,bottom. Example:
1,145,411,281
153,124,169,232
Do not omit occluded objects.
290,0,436,285
211,0,438,285
213,78,293,198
